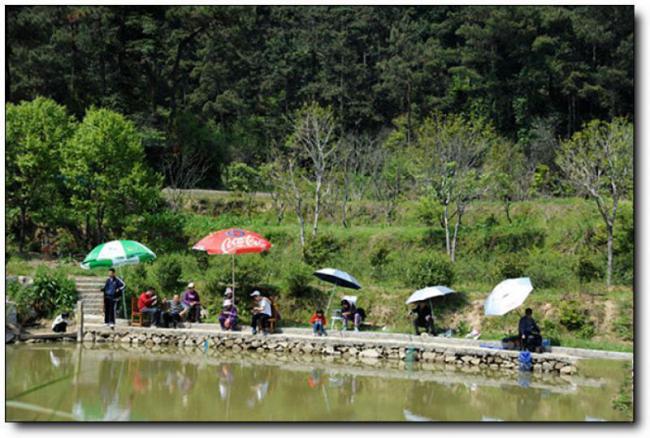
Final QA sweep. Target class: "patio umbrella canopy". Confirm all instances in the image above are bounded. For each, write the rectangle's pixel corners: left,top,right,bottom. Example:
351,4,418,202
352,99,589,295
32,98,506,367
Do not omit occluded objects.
80,240,156,319
405,286,455,304
484,277,533,316
192,228,272,305
313,268,361,290
192,228,272,255
80,240,156,270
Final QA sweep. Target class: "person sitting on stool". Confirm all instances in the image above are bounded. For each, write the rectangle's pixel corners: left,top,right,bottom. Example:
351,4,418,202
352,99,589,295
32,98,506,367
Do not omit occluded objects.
518,308,542,352
250,291,272,335
410,302,435,336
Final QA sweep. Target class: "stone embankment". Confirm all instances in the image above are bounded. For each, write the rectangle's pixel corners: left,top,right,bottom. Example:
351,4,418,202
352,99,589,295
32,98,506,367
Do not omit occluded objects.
76,325,579,375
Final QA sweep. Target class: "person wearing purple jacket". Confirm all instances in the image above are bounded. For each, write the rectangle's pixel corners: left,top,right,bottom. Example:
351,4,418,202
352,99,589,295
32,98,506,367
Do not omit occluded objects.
218,299,238,330
181,282,202,323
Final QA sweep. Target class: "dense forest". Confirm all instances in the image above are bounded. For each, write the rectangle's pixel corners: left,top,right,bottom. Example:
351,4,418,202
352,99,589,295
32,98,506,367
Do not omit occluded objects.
6,5,634,186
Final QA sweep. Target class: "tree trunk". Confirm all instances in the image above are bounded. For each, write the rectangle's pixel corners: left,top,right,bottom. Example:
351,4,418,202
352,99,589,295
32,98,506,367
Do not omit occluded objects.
18,206,26,253
606,222,614,288
451,204,465,263
504,196,512,224
443,203,451,258
312,174,322,238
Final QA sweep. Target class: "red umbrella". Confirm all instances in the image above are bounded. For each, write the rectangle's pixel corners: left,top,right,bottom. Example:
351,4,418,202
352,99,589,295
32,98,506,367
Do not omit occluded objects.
192,228,272,304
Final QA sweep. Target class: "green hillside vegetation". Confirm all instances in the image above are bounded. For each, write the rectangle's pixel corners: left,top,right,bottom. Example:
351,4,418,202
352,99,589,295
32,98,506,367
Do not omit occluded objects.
6,194,633,351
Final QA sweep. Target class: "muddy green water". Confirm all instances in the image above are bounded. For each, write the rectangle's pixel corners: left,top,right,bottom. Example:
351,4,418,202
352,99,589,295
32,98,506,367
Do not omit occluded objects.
6,344,632,422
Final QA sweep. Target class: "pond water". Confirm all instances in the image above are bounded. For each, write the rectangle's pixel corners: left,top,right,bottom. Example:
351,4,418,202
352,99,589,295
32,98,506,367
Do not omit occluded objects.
6,344,632,422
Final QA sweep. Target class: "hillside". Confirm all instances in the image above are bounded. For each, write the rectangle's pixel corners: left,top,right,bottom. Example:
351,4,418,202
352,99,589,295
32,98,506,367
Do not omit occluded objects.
8,193,632,351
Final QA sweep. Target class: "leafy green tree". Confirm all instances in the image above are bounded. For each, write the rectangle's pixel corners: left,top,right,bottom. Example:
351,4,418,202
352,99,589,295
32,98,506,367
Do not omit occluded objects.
61,107,163,247
556,118,633,287
224,161,262,216
485,140,528,222
6,97,76,251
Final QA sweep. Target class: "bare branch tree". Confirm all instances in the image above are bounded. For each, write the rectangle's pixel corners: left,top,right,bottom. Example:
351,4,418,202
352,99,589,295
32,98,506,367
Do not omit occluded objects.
162,148,210,211
287,103,338,239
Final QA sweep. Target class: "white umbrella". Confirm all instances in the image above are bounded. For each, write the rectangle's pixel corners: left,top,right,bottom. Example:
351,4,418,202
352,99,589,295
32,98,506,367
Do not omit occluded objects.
405,286,455,304
484,277,533,316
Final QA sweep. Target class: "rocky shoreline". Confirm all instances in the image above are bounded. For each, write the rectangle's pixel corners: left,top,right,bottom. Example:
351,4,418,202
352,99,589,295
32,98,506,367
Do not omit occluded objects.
44,325,582,375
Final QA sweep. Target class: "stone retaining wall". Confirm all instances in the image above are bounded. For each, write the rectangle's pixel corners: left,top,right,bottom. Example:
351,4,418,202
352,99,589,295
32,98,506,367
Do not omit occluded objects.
80,326,578,375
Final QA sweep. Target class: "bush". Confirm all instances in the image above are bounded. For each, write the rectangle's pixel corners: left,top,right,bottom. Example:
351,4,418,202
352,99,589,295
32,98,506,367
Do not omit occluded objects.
8,267,78,321
472,221,545,255
527,249,576,289
369,244,391,280
284,262,313,297
558,299,594,338
303,234,342,267
121,263,151,298
151,254,183,294
415,196,443,227
575,253,603,283
614,300,633,342
405,253,454,289
493,254,528,280
541,319,562,345
123,211,188,254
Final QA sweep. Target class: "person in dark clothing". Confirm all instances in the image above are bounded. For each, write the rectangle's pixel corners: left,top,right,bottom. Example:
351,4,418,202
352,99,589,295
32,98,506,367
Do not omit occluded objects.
410,302,435,336
518,308,542,352
162,294,186,328
101,268,125,328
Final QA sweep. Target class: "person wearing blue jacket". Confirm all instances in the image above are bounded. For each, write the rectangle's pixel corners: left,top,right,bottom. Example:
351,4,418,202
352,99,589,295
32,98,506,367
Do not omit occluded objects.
102,268,125,328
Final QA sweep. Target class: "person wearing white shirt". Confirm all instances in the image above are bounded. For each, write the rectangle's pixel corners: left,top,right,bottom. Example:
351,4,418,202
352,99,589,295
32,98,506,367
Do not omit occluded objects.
250,290,272,335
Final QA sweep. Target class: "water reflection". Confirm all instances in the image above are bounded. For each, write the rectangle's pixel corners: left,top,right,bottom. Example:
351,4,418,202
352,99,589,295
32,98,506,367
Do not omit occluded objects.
5,344,631,422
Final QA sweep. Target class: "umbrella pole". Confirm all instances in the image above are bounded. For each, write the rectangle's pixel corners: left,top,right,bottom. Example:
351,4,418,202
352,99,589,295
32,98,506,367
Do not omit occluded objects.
231,253,236,307
429,298,435,334
325,286,337,319
118,268,127,320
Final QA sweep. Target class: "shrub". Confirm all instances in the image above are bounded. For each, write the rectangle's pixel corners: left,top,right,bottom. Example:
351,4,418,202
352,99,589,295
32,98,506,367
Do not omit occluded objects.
558,299,594,338
151,254,183,294
614,301,633,342
540,319,562,345
369,244,391,280
472,221,545,255
284,263,313,297
121,263,150,298
494,254,528,280
415,196,443,227
527,249,576,289
122,211,188,254
9,267,78,321
575,254,603,283
405,253,454,289
303,234,341,266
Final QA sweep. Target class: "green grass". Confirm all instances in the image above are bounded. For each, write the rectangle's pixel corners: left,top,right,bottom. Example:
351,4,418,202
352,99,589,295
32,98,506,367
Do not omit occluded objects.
7,194,634,352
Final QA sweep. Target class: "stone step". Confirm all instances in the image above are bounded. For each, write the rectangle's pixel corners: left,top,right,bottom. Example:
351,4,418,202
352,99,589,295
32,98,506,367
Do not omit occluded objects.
74,280,105,286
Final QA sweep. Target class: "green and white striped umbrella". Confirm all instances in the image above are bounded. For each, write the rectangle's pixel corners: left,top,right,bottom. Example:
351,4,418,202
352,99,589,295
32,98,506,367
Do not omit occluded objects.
80,240,156,270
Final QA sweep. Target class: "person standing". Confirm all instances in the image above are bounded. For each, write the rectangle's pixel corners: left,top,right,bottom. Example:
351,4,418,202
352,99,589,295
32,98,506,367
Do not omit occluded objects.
250,291,272,335
101,268,125,328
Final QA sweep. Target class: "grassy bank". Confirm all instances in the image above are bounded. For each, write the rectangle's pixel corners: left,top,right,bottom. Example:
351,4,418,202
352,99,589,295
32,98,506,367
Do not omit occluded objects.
6,194,633,352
